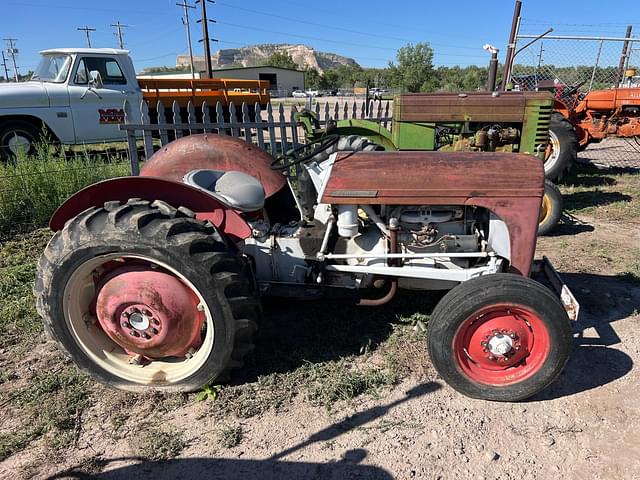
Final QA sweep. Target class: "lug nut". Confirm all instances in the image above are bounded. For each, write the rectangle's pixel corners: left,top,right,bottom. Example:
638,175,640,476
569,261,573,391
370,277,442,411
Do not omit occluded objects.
151,328,159,335
142,309,152,317
130,331,140,337
121,322,131,329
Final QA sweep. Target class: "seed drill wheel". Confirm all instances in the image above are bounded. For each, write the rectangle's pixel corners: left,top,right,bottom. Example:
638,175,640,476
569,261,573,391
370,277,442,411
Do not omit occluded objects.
427,274,572,401
34,199,260,392
537,180,563,236
544,112,578,181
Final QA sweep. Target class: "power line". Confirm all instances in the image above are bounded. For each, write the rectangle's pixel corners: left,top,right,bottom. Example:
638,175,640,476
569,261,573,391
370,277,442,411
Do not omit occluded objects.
77,25,96,48
177,1,196,79
216,1,479,51
111,21,129,49
4,38,19,82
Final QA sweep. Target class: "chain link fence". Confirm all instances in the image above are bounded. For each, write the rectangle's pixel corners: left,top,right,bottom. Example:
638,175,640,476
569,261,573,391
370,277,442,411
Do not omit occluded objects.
510,32,640,170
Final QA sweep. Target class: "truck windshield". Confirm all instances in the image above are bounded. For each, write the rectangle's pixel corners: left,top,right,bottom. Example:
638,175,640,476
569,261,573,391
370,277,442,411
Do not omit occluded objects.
31,54,72,83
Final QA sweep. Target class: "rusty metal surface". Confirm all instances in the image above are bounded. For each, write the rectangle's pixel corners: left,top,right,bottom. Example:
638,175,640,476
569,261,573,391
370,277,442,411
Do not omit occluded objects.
49,177,252,241
141,134,287,199
95,267,204,358
322,151,543,276
396,92,552,123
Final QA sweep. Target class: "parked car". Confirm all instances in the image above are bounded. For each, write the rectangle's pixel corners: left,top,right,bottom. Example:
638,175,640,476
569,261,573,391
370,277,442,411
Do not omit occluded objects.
292,90,307,98
305,89,320,97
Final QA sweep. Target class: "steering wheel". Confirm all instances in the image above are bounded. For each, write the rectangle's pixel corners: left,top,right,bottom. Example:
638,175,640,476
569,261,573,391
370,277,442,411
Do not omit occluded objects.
271,134,340,171
561,80,587,98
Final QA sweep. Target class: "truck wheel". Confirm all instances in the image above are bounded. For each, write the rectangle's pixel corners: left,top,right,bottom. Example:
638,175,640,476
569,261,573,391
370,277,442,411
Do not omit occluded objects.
537,180,563,236
0,120,40,158
34,199,260,392
427,274,572,401
544,112,577,181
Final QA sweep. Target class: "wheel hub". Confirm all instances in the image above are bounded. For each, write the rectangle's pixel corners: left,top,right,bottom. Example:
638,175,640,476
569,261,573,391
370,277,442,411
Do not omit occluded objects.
95,266,205,358
487,333,514,356
7,134,31,155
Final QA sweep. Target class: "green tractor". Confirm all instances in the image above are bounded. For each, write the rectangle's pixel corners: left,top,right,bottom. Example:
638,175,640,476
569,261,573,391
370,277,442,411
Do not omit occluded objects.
297,91,563,235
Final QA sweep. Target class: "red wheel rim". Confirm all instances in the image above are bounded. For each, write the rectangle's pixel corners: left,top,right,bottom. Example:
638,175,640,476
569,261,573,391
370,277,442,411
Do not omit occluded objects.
453,304,551,386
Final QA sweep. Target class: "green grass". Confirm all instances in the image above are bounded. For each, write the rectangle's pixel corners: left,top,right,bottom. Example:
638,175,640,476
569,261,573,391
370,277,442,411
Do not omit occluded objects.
217,426,243,449
0,141,130,236
137,425,186,461
0,368,93,460
561,165,640,221
0,229,50,349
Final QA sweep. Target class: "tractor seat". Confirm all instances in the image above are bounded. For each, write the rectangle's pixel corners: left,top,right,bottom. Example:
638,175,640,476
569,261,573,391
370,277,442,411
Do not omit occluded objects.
183,169,265,212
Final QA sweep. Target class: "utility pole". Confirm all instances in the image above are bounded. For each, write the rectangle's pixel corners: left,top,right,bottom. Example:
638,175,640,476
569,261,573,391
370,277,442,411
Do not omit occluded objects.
196,0,218,78
77,25,96,48
615,25,633,86
1,50,11,82
501,0,522,91
4,38,19,82
177,1,196,79
111,21,129,49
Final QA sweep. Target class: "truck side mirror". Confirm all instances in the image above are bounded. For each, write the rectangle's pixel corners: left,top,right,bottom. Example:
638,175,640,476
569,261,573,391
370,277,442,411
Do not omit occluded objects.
89,70,103,89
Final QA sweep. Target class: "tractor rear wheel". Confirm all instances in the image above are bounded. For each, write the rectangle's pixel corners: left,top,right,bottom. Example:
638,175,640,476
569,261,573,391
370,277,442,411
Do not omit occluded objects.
545,112,578,181
537,180,563,236
427,274,572,401
34,199,260,392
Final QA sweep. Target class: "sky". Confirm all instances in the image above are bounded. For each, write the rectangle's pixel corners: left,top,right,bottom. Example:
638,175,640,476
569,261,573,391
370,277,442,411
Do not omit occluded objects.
1,0,639,75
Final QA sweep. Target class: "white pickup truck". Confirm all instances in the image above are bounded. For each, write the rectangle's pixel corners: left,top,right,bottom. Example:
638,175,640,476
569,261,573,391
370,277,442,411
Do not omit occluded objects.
0,48,142,156
0,48,269,157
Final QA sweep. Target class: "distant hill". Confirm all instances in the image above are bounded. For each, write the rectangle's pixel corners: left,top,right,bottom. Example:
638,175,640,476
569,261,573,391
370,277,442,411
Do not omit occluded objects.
176,44,359,73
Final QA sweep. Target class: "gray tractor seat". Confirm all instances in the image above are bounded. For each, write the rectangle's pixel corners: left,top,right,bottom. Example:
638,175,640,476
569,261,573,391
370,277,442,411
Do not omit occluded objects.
183,169,266,212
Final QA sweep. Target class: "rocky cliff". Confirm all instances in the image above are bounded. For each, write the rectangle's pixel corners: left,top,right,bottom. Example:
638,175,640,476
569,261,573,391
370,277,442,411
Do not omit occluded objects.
176,44,359,73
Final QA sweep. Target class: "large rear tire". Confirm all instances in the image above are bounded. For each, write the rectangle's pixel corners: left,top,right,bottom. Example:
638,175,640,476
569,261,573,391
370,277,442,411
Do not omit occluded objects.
34,199,260,392
545,112,577,181
427,274,572,401
537,180,563,236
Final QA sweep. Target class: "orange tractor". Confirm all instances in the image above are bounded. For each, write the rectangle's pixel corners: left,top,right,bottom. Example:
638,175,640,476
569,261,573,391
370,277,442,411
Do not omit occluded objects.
544,82,640,176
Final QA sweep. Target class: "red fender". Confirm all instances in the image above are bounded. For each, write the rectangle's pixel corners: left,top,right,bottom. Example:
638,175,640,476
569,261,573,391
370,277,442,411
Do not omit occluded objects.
49,176,252,242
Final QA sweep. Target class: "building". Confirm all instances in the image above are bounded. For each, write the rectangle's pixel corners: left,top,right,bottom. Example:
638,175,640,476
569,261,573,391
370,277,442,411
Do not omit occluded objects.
202,66,304,97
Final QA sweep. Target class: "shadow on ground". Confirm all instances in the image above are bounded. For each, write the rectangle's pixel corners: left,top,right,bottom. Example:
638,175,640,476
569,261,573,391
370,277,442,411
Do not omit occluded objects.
531,272,638,401
562,191,632,211
49,383,442,480
233,290,444,383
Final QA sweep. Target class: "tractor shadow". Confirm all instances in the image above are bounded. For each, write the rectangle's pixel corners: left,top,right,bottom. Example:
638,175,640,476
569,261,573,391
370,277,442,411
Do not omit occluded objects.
49,383,441,480
236,290,444,382
45,451,393,480
562,191,632,211
529,272,638,401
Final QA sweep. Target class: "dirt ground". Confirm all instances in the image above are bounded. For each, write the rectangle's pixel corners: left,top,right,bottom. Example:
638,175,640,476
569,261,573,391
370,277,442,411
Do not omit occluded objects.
1,163,639,479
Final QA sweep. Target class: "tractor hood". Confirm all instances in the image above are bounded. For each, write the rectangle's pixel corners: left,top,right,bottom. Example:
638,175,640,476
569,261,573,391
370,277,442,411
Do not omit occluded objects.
0,81,50,108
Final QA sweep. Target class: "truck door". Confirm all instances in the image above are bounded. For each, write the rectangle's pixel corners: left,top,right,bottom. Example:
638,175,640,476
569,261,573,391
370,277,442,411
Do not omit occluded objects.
67,55,141,143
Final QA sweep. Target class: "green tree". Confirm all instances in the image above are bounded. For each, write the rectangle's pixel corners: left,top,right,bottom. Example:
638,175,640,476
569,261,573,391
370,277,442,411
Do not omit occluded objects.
262,51,299,70
388,42,435,92
304,67,321,89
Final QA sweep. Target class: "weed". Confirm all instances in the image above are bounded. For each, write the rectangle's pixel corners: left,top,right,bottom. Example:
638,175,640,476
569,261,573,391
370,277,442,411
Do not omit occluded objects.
217,426,243,449
618,260,640,285
196,384,222,402
137,425,186,461
0,430,40,462
0,141,129,236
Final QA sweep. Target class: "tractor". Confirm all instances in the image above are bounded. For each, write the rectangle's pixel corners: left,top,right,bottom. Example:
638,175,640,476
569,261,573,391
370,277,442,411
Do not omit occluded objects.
297,91,567,235
552,82,640,152
34,133,578,402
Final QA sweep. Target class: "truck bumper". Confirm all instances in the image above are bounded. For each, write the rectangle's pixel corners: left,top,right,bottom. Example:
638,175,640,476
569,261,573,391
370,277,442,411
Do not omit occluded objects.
532,256,580,321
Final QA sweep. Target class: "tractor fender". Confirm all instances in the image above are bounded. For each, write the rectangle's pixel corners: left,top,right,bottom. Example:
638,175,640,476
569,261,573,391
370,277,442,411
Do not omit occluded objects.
333,119,397,151
49,176,252,241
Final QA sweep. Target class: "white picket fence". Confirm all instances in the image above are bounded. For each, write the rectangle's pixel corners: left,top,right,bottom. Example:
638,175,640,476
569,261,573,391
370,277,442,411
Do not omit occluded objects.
120,99,392,175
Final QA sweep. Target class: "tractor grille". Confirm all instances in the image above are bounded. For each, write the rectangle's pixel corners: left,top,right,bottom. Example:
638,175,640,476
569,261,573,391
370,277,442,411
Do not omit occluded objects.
535,104,553,147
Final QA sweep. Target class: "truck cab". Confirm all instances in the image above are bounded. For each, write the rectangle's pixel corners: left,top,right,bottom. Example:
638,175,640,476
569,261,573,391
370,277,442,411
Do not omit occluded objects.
0,48,141,155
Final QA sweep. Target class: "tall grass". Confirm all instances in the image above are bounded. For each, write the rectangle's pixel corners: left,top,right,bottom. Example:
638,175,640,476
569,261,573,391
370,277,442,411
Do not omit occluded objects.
0,142,130,237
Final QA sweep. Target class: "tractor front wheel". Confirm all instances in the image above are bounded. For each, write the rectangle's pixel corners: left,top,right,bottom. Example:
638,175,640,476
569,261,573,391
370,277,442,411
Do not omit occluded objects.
427,274,572,401
34,199,260,392
537,180,563,236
